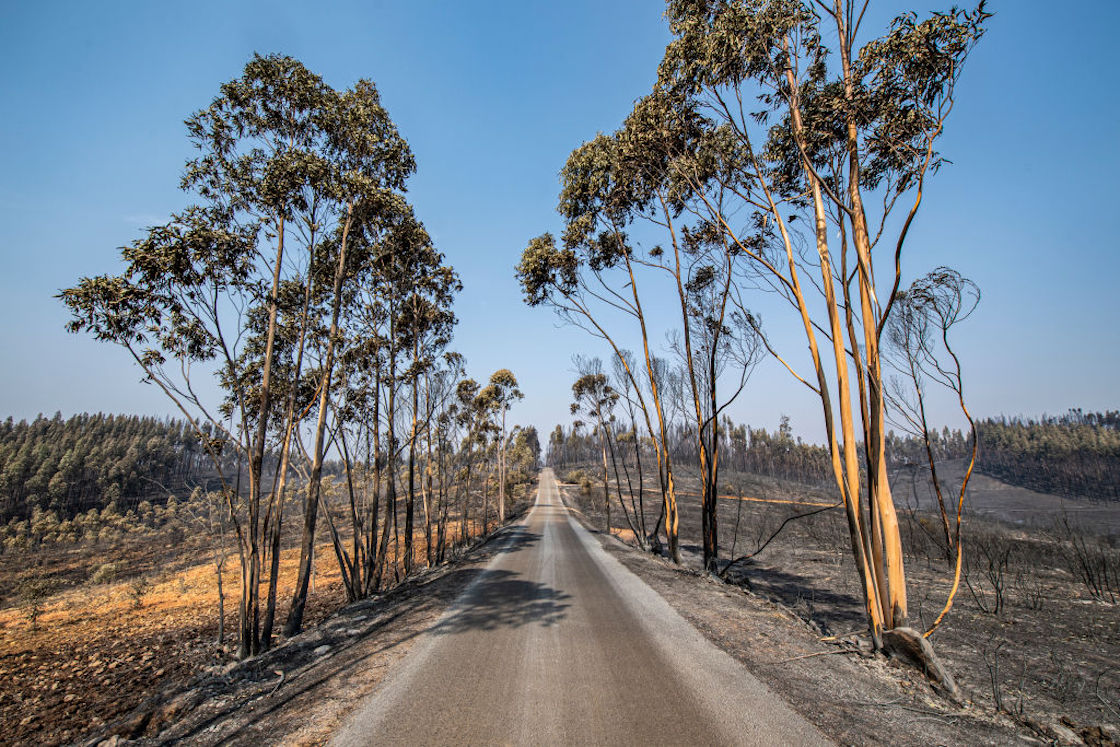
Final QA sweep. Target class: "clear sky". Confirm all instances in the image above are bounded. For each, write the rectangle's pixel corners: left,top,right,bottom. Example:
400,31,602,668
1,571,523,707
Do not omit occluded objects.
1,1,1117,442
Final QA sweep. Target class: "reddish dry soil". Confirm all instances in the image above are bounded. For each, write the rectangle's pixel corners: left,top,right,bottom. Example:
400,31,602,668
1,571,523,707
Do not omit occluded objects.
0,538,351,746
0,517,491,746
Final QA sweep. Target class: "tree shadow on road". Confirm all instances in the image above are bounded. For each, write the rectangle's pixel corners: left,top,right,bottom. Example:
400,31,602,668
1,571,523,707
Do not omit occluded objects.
429,569,570,635
473,525,542,559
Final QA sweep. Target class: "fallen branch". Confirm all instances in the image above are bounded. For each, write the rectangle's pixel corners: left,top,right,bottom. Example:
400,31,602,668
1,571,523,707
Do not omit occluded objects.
269,669,285,695
720,501,841,577
767,648,860,664
852,698,958,719
820,629,866,642
1097,689,1120,721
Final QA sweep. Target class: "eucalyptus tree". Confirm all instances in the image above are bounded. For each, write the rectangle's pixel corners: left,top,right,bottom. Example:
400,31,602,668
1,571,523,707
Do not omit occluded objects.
571,371,621,533
63,55,332,658
631,0,990,648
353,215,461,578
61,54,428,656
425,360,470,563
400,243,460,574
286,203,458,630
669,264,764,570
885,267,980,636
253,76,416,638
412,354,465,567
470,382,504,532
508,426,542,479
517,201,684,559
547,425,566,467
611,351,650,546
477,369,523,523
518,115,760,569
453,378,483,541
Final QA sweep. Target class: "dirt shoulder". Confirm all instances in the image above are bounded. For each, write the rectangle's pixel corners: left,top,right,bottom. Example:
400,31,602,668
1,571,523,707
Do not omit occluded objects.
560,489,1040,747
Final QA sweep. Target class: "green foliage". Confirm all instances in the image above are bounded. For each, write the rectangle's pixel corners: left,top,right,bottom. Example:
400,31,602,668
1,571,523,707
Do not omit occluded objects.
56,52,465,657
514,233,579,306
89,562,122,585
505,426,541,484
0,413,211,525
128,576,153,609
563,469,594,494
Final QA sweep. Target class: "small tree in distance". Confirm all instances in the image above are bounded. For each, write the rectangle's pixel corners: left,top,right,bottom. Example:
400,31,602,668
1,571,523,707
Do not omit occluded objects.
478,369,523,524
571,369,619,533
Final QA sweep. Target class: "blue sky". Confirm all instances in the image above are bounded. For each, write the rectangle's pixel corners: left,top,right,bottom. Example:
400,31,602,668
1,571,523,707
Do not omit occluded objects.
1,1,1117,442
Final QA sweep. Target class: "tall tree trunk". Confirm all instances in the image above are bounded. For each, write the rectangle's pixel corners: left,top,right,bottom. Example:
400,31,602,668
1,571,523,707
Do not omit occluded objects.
238,222,286,658
498,411,507,522
600,429,610,533
633,419,646,542
460,454,473,544
436,426,449,562
406,375,419,575
423,383,435,566
260,228,316,651
366,369,382,596
284,208,353,637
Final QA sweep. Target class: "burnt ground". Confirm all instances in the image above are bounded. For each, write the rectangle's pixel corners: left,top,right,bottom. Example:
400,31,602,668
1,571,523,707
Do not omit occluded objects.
0,492,528,747
90,523,533,747
561,465,1120,746
5,467,1118,746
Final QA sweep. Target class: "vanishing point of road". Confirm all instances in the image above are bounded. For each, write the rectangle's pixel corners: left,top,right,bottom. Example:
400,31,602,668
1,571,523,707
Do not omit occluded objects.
331,468,830,746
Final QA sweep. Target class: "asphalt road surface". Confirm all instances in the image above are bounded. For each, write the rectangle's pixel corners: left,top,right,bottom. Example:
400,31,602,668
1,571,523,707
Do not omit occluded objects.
331,469,830,746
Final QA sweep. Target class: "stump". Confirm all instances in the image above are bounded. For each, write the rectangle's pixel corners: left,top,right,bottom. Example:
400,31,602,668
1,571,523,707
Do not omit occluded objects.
882,626,964,704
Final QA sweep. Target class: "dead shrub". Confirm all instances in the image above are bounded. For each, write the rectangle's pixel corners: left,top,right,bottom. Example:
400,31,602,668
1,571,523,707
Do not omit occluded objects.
966,530,1012,615
128,576,153,609
1055,515,1118,604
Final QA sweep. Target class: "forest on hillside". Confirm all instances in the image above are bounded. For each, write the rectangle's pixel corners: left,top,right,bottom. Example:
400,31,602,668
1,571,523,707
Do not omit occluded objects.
6,404,1113,557
0,413,218,523
0,411,542,558
548,408,1120,503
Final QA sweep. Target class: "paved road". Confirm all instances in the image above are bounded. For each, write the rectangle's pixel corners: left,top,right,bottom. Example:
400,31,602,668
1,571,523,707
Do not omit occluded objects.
331,469,829,746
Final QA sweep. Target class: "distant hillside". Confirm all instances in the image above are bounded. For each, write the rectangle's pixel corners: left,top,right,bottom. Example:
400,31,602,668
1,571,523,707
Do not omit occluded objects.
887,409,1120,503
0,413,217,523
975,411,1120,501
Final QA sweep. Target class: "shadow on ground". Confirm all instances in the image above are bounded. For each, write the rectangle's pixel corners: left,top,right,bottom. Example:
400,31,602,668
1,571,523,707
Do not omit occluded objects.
430,568,570,635
728,563,866,634
144,518,550,745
